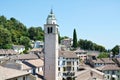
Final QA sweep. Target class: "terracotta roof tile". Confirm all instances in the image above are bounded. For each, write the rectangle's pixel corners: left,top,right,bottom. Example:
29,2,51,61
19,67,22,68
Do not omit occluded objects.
0,49,18,55
0,66,30,79
12,54,40,60
96,65,120,71
22,59,43,70
92,58,115,64
59,51,78,58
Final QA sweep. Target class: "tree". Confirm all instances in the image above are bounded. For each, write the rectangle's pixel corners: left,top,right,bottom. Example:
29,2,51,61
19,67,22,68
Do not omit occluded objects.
35,27,44,40
0,15,45,50
78,39,106,52
28,27,36,40
58,32,61,44
112,45,119,56
0,15,7,26
0,27,12,49
72,28,77,49
97,52,109,58
28,27,44,41
20,36,31,50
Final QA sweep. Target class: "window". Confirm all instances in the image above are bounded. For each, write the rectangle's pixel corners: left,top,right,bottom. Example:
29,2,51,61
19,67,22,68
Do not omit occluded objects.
77,61,79,65
47,27,53,34
112,70,115,74
73,67,74,71
118,75,119,78
73,62,74,65
58,67,60,71
38,68,39,72
107,71,109,74
107,75,109,79
63,67,66,71
47,27,50,33
50,27,52,33
66,67,71,71
23,76,26,80
62,61,65,65
67,61,71,65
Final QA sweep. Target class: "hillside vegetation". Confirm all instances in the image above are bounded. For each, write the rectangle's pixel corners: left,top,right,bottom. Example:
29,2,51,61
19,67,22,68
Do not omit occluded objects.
0,15,44,49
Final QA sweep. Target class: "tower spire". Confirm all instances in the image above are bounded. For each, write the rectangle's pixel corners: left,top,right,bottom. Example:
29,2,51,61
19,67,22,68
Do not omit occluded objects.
50,8,53,14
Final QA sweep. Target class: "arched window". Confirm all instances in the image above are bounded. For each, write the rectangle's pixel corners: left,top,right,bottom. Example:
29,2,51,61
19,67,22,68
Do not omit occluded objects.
50,27,53,33
47,27,53,34
47,27,50,33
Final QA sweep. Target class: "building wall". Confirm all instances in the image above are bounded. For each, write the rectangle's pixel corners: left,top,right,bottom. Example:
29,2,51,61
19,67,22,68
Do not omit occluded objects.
44,32,58,80
61,38,72,49
103,70,120,80
58,57,79,79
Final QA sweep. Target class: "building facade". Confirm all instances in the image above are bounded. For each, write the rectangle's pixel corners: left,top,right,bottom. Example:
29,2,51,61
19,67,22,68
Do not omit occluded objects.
97,65,120,80
34,41,44,48
58,51,79,80
61,38,72,50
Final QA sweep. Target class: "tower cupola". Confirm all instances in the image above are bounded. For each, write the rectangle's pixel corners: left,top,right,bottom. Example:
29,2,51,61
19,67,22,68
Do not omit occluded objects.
47,9,57,24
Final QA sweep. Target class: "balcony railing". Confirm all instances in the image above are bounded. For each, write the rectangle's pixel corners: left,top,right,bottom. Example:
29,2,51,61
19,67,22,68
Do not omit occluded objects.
63,72,75,77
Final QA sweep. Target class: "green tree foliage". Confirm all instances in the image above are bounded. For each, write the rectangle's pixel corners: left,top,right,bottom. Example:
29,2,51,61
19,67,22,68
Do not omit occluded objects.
28,27,44,41
60,36,69,40
72,29,78,48
0,15,7,26
112,45,119,56
78,39,106,52
0,27,12,49
0,15,44,49
58,32,61,44
20,36,31,50
97,52,109,58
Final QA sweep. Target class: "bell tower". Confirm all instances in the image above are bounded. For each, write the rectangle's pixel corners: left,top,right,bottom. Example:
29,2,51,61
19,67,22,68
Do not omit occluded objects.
44,9,59,80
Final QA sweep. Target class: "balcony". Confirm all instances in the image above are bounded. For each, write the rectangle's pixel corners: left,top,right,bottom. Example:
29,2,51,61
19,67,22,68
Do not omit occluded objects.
63,72,75,77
